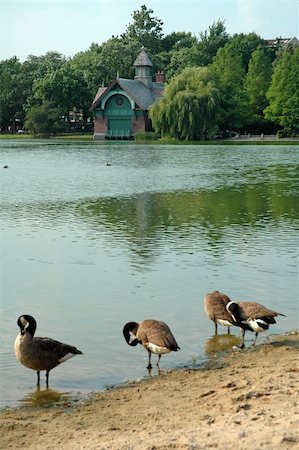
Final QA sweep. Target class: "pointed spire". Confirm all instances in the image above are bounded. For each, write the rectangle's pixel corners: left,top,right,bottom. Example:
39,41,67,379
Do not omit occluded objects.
133,47,153,68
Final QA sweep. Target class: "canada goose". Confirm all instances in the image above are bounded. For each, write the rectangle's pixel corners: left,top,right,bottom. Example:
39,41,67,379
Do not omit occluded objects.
14,315,82,387
123,319,180,369
204,291,238,334
226,301,285,348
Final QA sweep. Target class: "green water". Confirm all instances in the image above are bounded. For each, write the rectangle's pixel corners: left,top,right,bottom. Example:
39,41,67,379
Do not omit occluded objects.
0,140,298,407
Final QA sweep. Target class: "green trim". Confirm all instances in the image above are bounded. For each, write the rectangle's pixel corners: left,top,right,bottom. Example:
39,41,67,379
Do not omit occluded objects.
101,90,134,109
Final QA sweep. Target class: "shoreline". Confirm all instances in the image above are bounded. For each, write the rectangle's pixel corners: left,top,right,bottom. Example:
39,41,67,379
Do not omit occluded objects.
1,332,298,449
0,134,299,145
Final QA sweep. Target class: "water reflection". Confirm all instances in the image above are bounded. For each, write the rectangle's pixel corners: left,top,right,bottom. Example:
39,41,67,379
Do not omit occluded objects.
204,334,242,356
2,178,298,266
17,386,74,408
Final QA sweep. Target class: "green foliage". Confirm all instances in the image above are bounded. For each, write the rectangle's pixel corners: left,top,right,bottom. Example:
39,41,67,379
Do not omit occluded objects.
226,32,265,70
165,20,228,79
244,46,273,115
134,131,157,141
150,67,220,140
28,62,90,125
0,57,23,128
24,101,65,136
122,4,164,54
264,47,299,131
210,45,251,130
193,19,229,66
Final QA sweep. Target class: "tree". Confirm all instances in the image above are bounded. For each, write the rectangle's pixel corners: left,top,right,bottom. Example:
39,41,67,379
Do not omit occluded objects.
165,21,229,79
28,62,89,126
210,45,250,132
193,19,229,66
165,47,196,79
24,101,65,136
122,5,164,53
264,47,299,132
97,38,138,81
0,57,23,129
244,45,273,127
150,66,220,140
0,52,67,131
226,32,265,70
161,32,196,53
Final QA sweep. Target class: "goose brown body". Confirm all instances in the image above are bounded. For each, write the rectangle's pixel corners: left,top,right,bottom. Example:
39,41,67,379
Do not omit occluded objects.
204,291,238,334
123,319,180,369
227,301,285,348
14,315,82,387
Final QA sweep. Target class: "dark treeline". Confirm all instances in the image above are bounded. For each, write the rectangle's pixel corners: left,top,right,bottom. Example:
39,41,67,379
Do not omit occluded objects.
0,5,298,138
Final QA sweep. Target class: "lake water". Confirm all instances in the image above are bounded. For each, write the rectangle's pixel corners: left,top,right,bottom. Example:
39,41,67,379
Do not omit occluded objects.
0,140,298,408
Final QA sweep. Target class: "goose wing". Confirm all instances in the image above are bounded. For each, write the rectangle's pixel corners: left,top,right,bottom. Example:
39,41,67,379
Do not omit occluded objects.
138,320,180,351
34,337,82,360
204,292,236,324
238,302,284,322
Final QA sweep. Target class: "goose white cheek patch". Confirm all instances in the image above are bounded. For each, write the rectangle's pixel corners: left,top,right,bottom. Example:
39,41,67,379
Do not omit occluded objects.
129,333,137,344
20,317,29,327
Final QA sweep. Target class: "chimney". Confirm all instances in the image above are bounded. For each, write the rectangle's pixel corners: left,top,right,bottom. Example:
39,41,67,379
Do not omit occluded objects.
155,71,165,84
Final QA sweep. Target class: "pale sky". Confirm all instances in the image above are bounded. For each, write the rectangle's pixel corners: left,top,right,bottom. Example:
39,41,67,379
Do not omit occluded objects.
0,0,298,62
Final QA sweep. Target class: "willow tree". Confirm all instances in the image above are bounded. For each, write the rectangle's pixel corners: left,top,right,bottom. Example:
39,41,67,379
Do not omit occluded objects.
150,66,220,140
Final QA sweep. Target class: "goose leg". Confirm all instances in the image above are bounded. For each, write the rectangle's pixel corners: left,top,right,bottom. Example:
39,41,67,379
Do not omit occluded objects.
227,327,230,335
37,371,40,386
252,332,259,346
157,354,161,368
46,370,50,388
240,329,246,349
147,350,152,369
214,322,218,335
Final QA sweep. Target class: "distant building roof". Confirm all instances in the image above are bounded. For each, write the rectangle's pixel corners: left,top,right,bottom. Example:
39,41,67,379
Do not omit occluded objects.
265,37,299,47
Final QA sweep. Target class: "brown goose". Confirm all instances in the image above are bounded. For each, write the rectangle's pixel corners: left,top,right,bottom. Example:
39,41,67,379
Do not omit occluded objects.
204,291,238,334
123,319,180,369
226,301,285,348
14,315,83,387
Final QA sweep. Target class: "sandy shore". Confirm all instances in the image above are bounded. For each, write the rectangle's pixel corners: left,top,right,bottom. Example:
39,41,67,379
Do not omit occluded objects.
0,333,298,450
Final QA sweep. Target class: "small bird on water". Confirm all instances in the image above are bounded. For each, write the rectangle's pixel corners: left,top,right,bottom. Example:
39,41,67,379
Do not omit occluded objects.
14,314,83,387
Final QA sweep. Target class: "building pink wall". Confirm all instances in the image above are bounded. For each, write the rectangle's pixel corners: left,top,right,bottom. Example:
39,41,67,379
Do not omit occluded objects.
94,117,106,134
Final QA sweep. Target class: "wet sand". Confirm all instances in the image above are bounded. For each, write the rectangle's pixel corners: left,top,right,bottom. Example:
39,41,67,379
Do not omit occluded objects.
0,333,298,450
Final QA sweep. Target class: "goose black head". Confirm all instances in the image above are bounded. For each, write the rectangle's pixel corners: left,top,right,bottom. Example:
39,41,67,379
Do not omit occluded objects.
17,315,37,337
123,322,140,346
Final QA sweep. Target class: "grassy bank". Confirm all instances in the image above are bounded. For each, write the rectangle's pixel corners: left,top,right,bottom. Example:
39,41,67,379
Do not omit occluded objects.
0,134,298,145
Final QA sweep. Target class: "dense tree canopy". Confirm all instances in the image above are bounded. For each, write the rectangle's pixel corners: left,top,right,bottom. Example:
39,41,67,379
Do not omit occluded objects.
0,4,297,137
264,47,299,132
